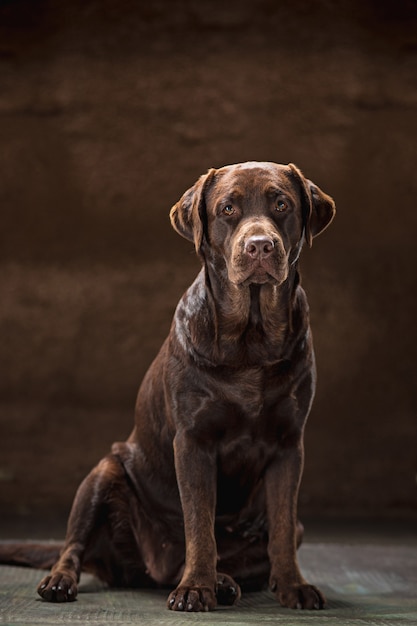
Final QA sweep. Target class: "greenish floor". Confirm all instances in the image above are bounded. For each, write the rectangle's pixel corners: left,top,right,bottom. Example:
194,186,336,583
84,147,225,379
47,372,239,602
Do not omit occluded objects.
0,521,416,625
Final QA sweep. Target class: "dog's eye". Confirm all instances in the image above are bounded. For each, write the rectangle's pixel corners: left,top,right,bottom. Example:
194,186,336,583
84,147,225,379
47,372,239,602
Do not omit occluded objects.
222,205,235,216
275,199,288,212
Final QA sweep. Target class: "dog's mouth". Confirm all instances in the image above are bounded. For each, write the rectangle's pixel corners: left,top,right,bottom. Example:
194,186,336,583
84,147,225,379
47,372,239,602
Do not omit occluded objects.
241,266,278,286
229,259,289,287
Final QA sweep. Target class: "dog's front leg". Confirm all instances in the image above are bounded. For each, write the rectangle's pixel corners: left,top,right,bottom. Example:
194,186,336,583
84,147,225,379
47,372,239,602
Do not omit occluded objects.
167,430,218,612
265,441,325,610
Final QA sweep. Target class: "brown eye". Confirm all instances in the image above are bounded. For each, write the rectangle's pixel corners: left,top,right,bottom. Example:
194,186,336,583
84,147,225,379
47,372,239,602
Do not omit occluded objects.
276,199,288,212
222,205,235,216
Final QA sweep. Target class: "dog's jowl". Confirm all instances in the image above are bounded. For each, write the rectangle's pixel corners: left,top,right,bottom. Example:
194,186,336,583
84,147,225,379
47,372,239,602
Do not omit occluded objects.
0,162,335,612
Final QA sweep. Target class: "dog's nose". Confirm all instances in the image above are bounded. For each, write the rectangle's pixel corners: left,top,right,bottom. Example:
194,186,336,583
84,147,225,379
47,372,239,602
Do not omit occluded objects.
244,235,275,259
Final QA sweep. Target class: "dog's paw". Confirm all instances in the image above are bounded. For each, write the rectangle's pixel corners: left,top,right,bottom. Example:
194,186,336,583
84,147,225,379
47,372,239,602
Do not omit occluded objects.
37,572,78,602
216,572,241,605
167,585,217,612
272,582,325,610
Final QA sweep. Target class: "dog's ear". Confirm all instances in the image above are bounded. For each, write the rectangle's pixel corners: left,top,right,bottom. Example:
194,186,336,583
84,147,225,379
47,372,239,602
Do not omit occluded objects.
170,168,216,253
288,163,336,247
306,181,336,246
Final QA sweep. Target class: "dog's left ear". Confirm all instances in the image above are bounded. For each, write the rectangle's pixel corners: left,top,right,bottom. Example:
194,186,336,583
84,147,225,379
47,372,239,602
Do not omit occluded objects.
289,164,336,246
170,168,216,254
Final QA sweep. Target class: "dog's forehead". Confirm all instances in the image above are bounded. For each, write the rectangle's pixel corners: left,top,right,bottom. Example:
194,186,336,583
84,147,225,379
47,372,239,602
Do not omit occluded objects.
211,162,294,197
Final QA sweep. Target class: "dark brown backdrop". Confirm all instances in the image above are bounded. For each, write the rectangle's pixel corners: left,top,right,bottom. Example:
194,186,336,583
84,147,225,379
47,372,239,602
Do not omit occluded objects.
0,0,416,524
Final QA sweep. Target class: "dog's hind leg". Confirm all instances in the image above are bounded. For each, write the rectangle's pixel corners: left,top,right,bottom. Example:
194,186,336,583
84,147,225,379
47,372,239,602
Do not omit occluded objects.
37,452,144,602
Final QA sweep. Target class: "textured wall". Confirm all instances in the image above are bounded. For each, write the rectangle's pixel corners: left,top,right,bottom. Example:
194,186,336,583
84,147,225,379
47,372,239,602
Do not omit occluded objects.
0,0,416,522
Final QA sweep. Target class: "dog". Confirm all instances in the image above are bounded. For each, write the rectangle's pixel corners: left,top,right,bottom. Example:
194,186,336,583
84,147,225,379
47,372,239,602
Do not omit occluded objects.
0,161,335,612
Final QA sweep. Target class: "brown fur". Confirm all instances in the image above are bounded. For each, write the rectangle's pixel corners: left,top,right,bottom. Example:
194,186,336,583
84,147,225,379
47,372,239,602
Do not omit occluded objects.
0,162,335,612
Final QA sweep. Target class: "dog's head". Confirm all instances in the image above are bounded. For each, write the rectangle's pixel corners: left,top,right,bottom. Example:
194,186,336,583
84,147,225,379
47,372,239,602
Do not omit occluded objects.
170,162,335,287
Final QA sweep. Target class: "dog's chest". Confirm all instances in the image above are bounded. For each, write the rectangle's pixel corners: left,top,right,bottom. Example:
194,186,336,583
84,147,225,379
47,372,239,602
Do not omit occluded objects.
220,367,265,416
177,360,296,457
213,360,291,417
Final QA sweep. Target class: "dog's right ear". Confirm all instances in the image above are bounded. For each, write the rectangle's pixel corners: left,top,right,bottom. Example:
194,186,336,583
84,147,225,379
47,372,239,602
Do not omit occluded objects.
170,169,216,254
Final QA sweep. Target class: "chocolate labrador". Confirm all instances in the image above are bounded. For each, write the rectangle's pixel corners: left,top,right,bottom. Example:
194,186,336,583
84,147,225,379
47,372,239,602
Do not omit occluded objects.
0,162,335,612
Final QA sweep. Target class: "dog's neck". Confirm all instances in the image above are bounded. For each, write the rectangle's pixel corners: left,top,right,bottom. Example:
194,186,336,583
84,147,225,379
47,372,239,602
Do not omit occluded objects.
184,262,305,367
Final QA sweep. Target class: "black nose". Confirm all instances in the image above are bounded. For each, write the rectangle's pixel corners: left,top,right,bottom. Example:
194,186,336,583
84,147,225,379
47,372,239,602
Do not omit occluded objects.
245,235,275,259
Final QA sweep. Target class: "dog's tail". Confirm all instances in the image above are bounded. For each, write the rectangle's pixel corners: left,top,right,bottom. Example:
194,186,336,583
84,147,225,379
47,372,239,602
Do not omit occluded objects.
0,541,62,570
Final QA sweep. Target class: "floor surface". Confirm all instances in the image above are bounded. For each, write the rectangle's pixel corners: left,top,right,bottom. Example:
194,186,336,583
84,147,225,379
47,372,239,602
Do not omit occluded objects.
0,521,416,625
